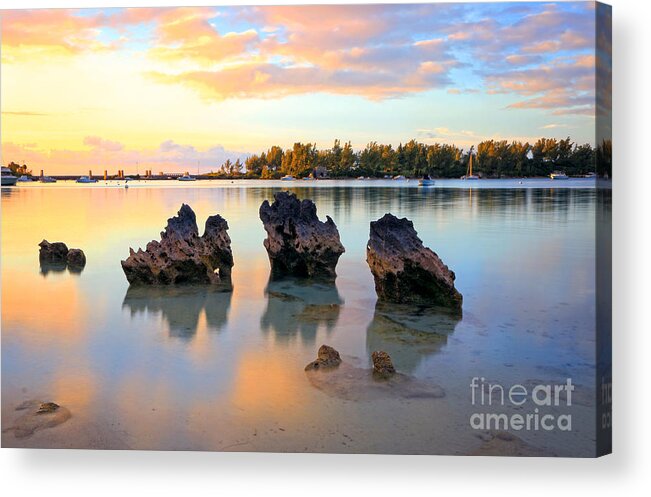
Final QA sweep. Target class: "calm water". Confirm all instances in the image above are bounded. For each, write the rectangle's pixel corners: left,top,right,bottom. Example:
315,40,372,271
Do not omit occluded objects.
1,179,598,455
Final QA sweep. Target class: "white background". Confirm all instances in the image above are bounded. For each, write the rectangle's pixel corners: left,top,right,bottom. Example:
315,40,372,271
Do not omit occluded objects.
1,0,649,495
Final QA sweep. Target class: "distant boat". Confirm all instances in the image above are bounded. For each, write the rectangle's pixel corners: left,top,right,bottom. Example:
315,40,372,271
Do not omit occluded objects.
393,175,406,181
177,174,196,182
418,174,435,187
550,171,569,180
16,175,33,182
1,167,18,186
76,176,98,183
39,176,57,183
462,155,479,180
280,175,295,181
584,172,597,178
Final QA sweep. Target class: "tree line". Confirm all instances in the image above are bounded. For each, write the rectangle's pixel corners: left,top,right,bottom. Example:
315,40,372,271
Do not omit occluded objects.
6,138,611,180
206,137,607,179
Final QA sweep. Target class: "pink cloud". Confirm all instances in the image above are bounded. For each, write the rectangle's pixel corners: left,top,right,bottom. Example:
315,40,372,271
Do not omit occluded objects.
2,139,247,175
83,136,124,152
1,9,105,55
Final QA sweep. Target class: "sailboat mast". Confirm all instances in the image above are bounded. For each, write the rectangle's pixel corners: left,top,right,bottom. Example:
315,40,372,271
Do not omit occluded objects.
469,154,473,176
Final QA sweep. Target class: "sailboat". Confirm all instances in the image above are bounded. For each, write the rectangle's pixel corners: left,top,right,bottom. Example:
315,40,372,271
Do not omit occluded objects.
462,154,479,180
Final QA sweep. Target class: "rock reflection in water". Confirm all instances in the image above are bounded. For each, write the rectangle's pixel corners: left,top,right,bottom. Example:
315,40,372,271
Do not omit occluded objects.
122,285,232,340
261,278,343,344
39,262,85,277
366,302,461,373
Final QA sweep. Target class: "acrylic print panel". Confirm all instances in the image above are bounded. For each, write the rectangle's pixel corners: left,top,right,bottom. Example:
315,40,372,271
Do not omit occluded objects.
0,2,612,457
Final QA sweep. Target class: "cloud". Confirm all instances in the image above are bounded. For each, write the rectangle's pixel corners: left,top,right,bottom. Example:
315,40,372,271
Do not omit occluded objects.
1,10,111,60
540,124,569,129
2,3,598,113
144,4,458,100
1,111,51,116
486,55,596,115
2,139,247,175
83,136,124,152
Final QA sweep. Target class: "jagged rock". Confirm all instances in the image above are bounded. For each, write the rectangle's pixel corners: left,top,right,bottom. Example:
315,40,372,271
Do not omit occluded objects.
121,204,234,286
66,248,86,268
259,192,345,280
371,350,395,378
366,214,462,310
38,240,69,262
305,344,342,371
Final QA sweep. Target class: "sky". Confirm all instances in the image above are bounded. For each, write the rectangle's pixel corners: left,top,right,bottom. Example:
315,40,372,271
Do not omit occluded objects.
0,2,601,174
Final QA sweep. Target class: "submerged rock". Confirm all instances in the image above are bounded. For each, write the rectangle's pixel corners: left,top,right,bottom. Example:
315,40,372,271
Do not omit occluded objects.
259,191,345,280
305,360,445,402
38,240,69,262
3,399,71,439
305,344,342,371
121,204,234,287
66,248,86,268
366,301,460,373
371,350,395,378
366,214,462,310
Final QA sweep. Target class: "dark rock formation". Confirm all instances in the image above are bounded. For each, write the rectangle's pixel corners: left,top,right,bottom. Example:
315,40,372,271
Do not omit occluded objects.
66,248,86,268
305,344,342,371
371,350,395,378
366,214,462,310
259,192,345,280
38,240,69,262
121,204,234,287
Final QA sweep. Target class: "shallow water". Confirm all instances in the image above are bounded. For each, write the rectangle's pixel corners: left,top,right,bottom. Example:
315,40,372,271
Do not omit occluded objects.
1,179,598,455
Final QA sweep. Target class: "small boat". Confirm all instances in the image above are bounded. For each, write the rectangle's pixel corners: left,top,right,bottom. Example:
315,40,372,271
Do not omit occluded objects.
462,155,479,180
357,176,366,180
584,172,597,178
393,175,406,181
177,174,196,182
550,171,569,180
280,175,295,181
16,175,33,182
40,176,57,183
418,175,435,187
76,176,98,183
1,167,18,186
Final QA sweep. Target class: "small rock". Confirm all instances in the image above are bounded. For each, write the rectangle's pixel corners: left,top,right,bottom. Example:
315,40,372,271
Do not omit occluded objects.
36,402,60,414
66,248,86,268
38,240,69,262
305,344,342,370
371,350,396,378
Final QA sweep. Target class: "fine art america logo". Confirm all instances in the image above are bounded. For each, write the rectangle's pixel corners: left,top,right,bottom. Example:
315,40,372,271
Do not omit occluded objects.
470,377,574,432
